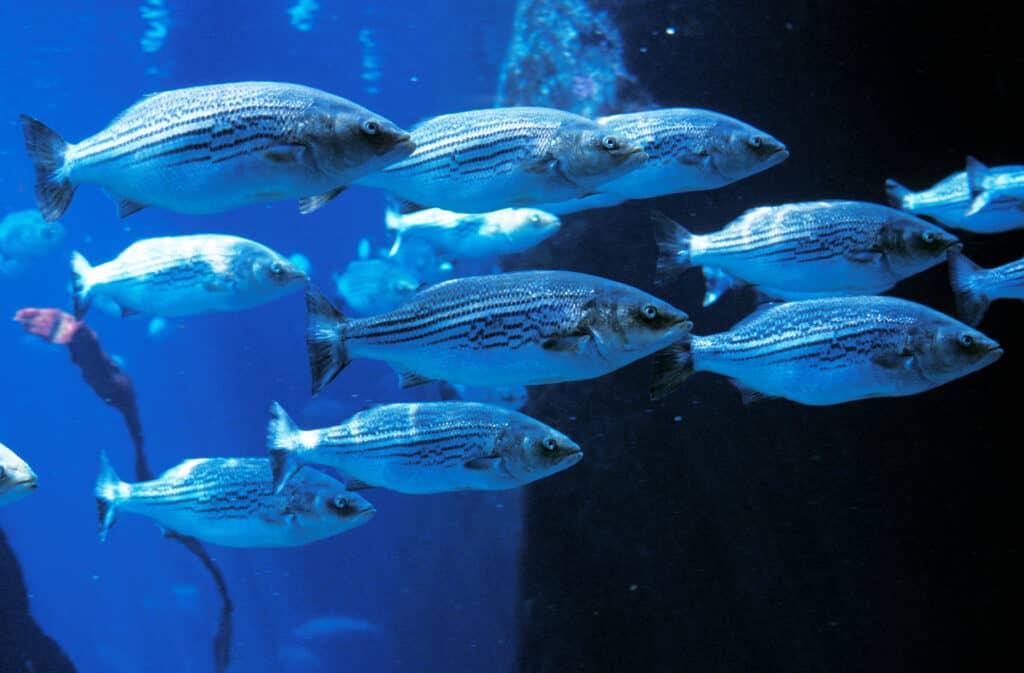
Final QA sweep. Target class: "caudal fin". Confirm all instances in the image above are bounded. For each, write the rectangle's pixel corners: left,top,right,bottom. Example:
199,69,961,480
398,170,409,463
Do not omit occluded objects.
266,401,306,494
305,287,351,395
948,249,990,326
652,211,694,285
70,251,94,319
95,452,128,541
884,178,911,209
650,340,696,400
19,114,75,223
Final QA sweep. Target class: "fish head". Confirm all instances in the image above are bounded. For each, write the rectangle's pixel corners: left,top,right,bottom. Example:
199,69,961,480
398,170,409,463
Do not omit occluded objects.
306,102,415,180
912,319,1002,386
319,490,377,529
556,123,648,187
588,288,692,355
498,415,583,483
0,442,38,507
510,208,562,242
705,118,788,182
249,249,309,292
879,214,961,271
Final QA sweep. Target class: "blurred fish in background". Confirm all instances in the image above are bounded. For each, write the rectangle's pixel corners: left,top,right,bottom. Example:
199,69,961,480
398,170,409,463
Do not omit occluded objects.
0,209,64,276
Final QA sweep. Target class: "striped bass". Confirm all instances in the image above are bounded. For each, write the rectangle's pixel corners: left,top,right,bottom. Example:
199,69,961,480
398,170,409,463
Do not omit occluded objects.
949,249,1024,326
20,81,415,222
95,453,375,547
303,270,692,393
353,106,647,213
650,296,1002,405
267,401,582,495
539,108,788,214
886,156,1024,233
0,442,38,507
69,233,307,319
654,202,960,306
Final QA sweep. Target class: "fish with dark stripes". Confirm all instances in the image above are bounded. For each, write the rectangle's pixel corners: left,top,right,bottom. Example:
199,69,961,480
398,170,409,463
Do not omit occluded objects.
353,106,647,213
95,453,375,547
948,249,1024,326
886,156,1024,233
650,296,1002,405
303,270,692,393
20,81,415,222
267,400,582,495
654,201,960,306
70,233,307,319
539,108,788,214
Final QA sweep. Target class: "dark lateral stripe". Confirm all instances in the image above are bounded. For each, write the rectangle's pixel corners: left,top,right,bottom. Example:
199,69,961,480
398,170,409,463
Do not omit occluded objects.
391,125,546,172
710,326,896,362
358,297,556,344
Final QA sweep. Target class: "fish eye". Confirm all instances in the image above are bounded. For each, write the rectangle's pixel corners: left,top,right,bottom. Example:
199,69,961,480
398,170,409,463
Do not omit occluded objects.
270,262,284,275
543,437,558,452
958,333,975,349
641,303,658,320
530,213,541,224
921,231,936,244
748,136,763,148
361,119,380,135
332,495,350,511
601,135,619,151
0,466,6,481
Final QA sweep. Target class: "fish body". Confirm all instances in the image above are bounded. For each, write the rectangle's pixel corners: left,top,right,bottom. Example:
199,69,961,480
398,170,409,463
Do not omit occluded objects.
885,157,1024,233
654,202,960,306
0,442,38,506
650,296,1002,405
95,454,374,547
20,81,415,221
385,203,561,258
70,234,307,319
948,249,1024,326
354,106,646,213
304,270,692,393
333,259,422,316
267,401,582,495
0,209,65,274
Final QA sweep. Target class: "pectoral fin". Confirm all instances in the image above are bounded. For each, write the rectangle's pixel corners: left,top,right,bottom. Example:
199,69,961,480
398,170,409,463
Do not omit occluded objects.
541,334,591,353
464,456,502,471
299,186,346,215
870,350,913,370
845,249,884,264
263,145,306,164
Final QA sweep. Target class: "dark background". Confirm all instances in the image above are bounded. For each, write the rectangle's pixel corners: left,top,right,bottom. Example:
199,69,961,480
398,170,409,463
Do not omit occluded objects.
514,2,1023,672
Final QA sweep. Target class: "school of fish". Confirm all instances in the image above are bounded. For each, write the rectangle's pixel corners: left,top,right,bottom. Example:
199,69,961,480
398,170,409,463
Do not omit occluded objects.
4,80,1017,567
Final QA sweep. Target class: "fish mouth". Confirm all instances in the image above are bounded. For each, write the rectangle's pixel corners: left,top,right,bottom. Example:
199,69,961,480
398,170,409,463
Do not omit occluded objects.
15,478,38,490
565,449,584,466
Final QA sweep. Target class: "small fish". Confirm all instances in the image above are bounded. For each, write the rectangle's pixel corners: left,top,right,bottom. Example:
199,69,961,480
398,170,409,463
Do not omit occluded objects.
540,108,787,214
650,296,1002,405
0,209,65,275
439,381,530,410
948,249,1024,326
654,202,960,306
333,259,422,316
0,442,38,506
70,233,307,319
354,106,646,213
886,156,1024,233
20,81,415,222
95,453,375,547
385,201,561,258
304,270,692,393
267,400,582,494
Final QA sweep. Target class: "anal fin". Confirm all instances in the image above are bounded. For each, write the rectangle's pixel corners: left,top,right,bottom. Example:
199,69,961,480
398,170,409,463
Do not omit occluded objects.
117,198,148,218
299,186,346,215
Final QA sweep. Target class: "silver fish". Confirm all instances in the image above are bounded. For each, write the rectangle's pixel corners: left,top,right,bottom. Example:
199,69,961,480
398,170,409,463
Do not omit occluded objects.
333,258,422,316
650,296,1002,405
0,208,64,276
354,106,646,213
267,400,582,495
20,81,415,222
886,156,1024,234
654,202,960,306
70,233,307,319
540,108,787,214
385,202,561,259
949,249,1024,326
95,453,374,547
0,442,38,506
303,270,692,393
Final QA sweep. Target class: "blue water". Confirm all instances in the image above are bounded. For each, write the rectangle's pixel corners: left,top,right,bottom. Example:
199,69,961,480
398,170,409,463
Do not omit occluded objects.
0,3,524,672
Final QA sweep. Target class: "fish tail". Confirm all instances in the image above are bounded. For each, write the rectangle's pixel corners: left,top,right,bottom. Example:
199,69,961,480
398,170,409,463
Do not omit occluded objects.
267,401,306,494
652,210,693,285
19,114,76,223
305,286,350,395
70,251,95,319
948,249,990,326
650,339,695,400
95,452,129,542
884,178,911,208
